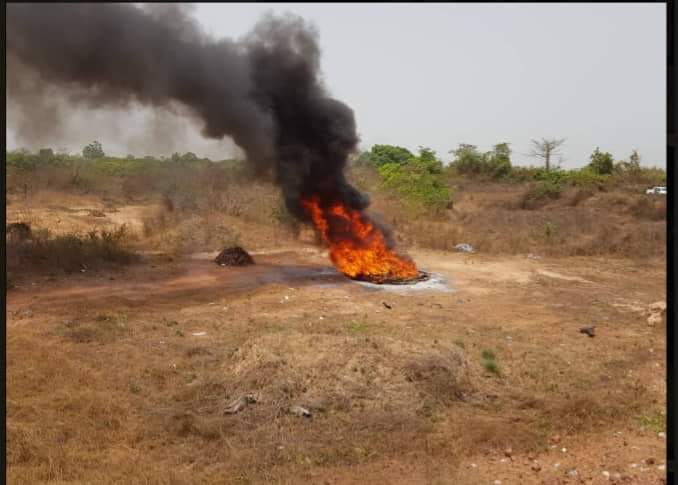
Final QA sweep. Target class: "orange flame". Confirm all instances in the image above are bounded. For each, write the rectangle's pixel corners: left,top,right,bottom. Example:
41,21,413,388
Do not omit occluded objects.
301,196,418,280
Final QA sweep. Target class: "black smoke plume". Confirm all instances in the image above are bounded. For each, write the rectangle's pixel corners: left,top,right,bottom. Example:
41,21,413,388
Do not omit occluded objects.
6,3,370,223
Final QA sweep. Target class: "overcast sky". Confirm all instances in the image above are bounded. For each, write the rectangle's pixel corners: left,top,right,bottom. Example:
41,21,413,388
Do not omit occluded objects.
6,3,666,167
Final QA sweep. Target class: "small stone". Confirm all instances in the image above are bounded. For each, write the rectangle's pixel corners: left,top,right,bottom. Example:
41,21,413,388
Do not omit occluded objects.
494,481,502,485
528,452,537,460
531,462,541,472
629,463,638,468
562,447,568,453
554,463,561,469
612,473,621,480
658,432,666,439
470,463,478,469
645,458,655,465
657,464,666,471
504,448,513,457
602,471,610,479
566,468,578,477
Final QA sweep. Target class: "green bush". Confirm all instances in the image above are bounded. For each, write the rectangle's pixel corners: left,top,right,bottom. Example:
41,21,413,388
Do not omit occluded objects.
365,144,414,168
523,180,563,207
379,147,450,213
588,147,614,175
449,143,512,179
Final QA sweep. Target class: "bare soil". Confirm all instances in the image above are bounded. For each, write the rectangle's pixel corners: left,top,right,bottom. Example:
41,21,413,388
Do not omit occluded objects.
5,196,667,484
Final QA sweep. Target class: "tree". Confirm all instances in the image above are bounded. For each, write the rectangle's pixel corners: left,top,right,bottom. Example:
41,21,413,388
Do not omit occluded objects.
628,149,641,172
368,144,414,167
449,144,485,175
588,147,614,175
483,143,512,178
82,140,105,159
528,138,566,171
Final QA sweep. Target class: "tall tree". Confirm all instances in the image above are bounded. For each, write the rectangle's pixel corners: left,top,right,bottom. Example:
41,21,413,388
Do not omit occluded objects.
82,140,105,159
588,147,614,175
528,138,566,171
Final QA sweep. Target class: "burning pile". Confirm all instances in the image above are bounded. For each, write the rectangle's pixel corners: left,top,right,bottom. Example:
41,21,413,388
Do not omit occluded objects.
215,246,255,267
302,197,425,284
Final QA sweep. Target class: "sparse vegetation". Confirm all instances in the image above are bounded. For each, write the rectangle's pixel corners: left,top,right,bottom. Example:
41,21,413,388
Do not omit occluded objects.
6,224,138,277
481,349,501,376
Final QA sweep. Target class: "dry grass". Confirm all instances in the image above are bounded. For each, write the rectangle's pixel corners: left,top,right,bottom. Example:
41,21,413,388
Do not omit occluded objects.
368,186,665,258
6,224,139,279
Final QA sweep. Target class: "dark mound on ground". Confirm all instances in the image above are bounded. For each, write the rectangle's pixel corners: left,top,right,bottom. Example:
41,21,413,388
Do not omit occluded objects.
352,270,430,285
215,246,255,267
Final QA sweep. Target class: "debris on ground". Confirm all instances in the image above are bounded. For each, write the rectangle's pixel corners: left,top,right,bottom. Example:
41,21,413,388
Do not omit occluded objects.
214,246,255,267
455,243,475,253
289,405,312,418
224,394,257,414
191,332,207,336
579,325,596,337
382,302,392,309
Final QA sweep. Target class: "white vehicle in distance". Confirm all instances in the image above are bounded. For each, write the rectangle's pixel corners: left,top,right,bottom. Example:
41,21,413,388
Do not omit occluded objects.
645,186,667,195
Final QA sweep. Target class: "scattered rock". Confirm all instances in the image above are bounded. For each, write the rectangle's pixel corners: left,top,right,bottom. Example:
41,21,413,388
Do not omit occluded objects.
658,432,666,439
645,458,655,465
289,405,312,418
493,481,502,485
531,462,542,472
224,394,257,414
602,470,610,479
455,243,475,253
579,326,596,337
382,302,392,310
191,332,207,337
565,468,578,477
504,447,513,458
215,246,255,267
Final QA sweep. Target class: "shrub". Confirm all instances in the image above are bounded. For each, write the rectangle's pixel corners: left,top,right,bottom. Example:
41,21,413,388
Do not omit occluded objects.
366,144,414,167
522,180,563,208
6,225,138,276
379,148,450,213
449,143,513,179
588,147,614,175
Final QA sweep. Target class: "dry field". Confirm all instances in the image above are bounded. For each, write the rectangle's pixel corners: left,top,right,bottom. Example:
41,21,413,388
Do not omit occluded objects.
6,189,667,485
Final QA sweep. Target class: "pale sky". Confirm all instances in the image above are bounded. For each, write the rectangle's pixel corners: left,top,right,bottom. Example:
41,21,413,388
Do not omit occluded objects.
6,3,666,167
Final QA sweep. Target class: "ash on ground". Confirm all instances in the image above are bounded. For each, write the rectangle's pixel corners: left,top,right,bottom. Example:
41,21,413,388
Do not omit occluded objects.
353,270,453,293
215,246,255,267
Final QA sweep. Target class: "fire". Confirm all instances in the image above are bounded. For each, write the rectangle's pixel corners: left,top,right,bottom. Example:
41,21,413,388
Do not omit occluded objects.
301,196,418,281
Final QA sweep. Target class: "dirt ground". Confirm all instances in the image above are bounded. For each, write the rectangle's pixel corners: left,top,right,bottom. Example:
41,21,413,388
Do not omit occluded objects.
6,199,667,485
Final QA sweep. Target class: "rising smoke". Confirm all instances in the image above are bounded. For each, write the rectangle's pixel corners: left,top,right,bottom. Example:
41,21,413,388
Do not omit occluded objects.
7,3,371,224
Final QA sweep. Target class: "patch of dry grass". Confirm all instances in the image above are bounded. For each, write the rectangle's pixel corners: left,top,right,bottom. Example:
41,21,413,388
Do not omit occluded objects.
6,224,139,279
